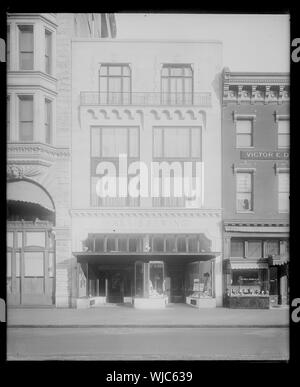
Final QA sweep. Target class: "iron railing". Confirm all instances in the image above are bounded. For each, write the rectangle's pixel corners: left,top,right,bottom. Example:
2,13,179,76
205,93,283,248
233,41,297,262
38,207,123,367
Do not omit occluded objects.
80,91,211,107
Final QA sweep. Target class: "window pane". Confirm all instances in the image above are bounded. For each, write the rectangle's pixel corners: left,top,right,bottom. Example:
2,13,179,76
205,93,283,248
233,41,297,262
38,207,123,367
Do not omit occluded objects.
237,173,252,192
279,193,289,212
7,252,12,277
108,66,122,76
7,25,10,69
26,232,46,247
166,237,176,252
48,252,54,277
191,128,201,157
7,96,10,140
16,252,21,277
237,192,252,211
170,67,184,76
129,128,139,157
248,241,262,258
19,96,33,121
149,262,164,297
45,100,52,144
153,129,163,157
19,122,34,141
236,120,252,134
278,120,289,134
135,262,144,297
278,134,290,148
118,238,128,252
164,128,189,157
237,134,252,148
102,128,127,157
265,241,279,256
177,237,186,252
91,176,99,206
19,25,33,50
20,52,33,70
7,232,13,248
129,238,138,252
106,238,116,252
231,240,244,257
188,237,198,253
24,252,44,277
91,128,101,157
153,238,164,252
279,173,289,192
17,232,23,248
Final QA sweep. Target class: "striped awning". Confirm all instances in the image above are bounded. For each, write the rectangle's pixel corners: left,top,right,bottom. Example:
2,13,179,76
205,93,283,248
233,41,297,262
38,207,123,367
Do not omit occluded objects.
269,255,289,266
230,262,269,269
7,180,54,212
224,225,289,233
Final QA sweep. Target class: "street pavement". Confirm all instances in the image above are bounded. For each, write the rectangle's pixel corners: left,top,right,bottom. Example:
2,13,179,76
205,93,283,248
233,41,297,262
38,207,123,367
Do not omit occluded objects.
7,304,289,327
7,326,289,360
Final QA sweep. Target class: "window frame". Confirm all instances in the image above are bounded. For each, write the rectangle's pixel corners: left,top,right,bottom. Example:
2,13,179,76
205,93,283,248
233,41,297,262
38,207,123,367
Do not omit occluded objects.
99,63,132,105
278,171,289,213
45,29,52,75
44,98,53,144
18,94,34,142
18,24,34,70
235,118,254,148
160,63,194,105
236,171,254,213
277,118,290,149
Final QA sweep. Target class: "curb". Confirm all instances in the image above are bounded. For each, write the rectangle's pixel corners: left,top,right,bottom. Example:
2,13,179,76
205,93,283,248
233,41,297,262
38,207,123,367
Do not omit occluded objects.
7,324,289,328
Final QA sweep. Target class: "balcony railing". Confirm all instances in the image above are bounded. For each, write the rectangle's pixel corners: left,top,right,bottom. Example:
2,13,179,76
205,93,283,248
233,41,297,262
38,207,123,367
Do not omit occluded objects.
80,92,211,107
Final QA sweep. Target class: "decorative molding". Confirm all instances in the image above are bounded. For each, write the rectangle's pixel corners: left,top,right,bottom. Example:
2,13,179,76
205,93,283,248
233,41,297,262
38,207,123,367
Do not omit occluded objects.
80,106,206,125
7,164,46,179
233,111,256,122
70,208,222,218
7,143,71,161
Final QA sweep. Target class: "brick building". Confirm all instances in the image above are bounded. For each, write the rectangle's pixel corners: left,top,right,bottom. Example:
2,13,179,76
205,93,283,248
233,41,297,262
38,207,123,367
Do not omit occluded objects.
222,69,289,308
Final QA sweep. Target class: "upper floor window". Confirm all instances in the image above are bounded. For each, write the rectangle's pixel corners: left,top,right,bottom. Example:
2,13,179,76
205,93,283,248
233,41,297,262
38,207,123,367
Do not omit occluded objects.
7,25,10,70
278,119,289,149
153,127,201,159
19,95,33,141
236,119,253,148
45,99,52,144
278,172,289,213
161,64,193,105
18,25,34,70
45,30,52,74
236,172,253,212
99,64,131,104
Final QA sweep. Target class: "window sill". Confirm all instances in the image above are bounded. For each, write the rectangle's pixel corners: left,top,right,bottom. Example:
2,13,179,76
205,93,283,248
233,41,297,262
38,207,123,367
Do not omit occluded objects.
236,211,255,214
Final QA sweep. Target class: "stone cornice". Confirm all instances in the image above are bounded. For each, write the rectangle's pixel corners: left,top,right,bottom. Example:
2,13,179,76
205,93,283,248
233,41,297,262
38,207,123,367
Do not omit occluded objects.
70,208,222,218
7,143,70,160
223,69,289,105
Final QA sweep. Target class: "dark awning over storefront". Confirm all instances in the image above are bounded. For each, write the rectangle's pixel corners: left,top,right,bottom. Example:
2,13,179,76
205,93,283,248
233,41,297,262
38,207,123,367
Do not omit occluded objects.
7,180,55,212
268,255,289,266
225,257,269,270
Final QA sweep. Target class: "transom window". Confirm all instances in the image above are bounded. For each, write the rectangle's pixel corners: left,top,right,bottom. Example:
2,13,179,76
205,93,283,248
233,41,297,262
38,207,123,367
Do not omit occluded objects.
236,119,253,148
18,25,34,70
230,239,288,259
161,64,193,105
99,64,131,104
236,172,253,212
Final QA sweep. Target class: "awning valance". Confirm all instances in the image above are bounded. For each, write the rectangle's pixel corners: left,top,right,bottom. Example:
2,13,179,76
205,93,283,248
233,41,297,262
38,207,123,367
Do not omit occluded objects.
268,255,289,266
7,181,55,212
224,225,289,233
230,262,269,269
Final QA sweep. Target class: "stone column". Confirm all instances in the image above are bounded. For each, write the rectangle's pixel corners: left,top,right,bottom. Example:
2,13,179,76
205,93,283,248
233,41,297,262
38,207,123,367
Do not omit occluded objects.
214,254,223,307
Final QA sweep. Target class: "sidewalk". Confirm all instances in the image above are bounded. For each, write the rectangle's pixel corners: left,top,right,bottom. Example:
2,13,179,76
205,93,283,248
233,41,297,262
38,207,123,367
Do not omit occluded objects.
7,304,289,328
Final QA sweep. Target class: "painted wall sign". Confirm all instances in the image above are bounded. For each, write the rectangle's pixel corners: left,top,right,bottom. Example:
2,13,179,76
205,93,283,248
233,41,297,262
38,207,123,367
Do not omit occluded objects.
240,151,289,160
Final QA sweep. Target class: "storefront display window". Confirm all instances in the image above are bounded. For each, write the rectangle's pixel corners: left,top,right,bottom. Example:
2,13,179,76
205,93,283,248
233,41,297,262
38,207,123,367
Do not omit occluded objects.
228,269,269,296
186,261,213,298
149,261,164,297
